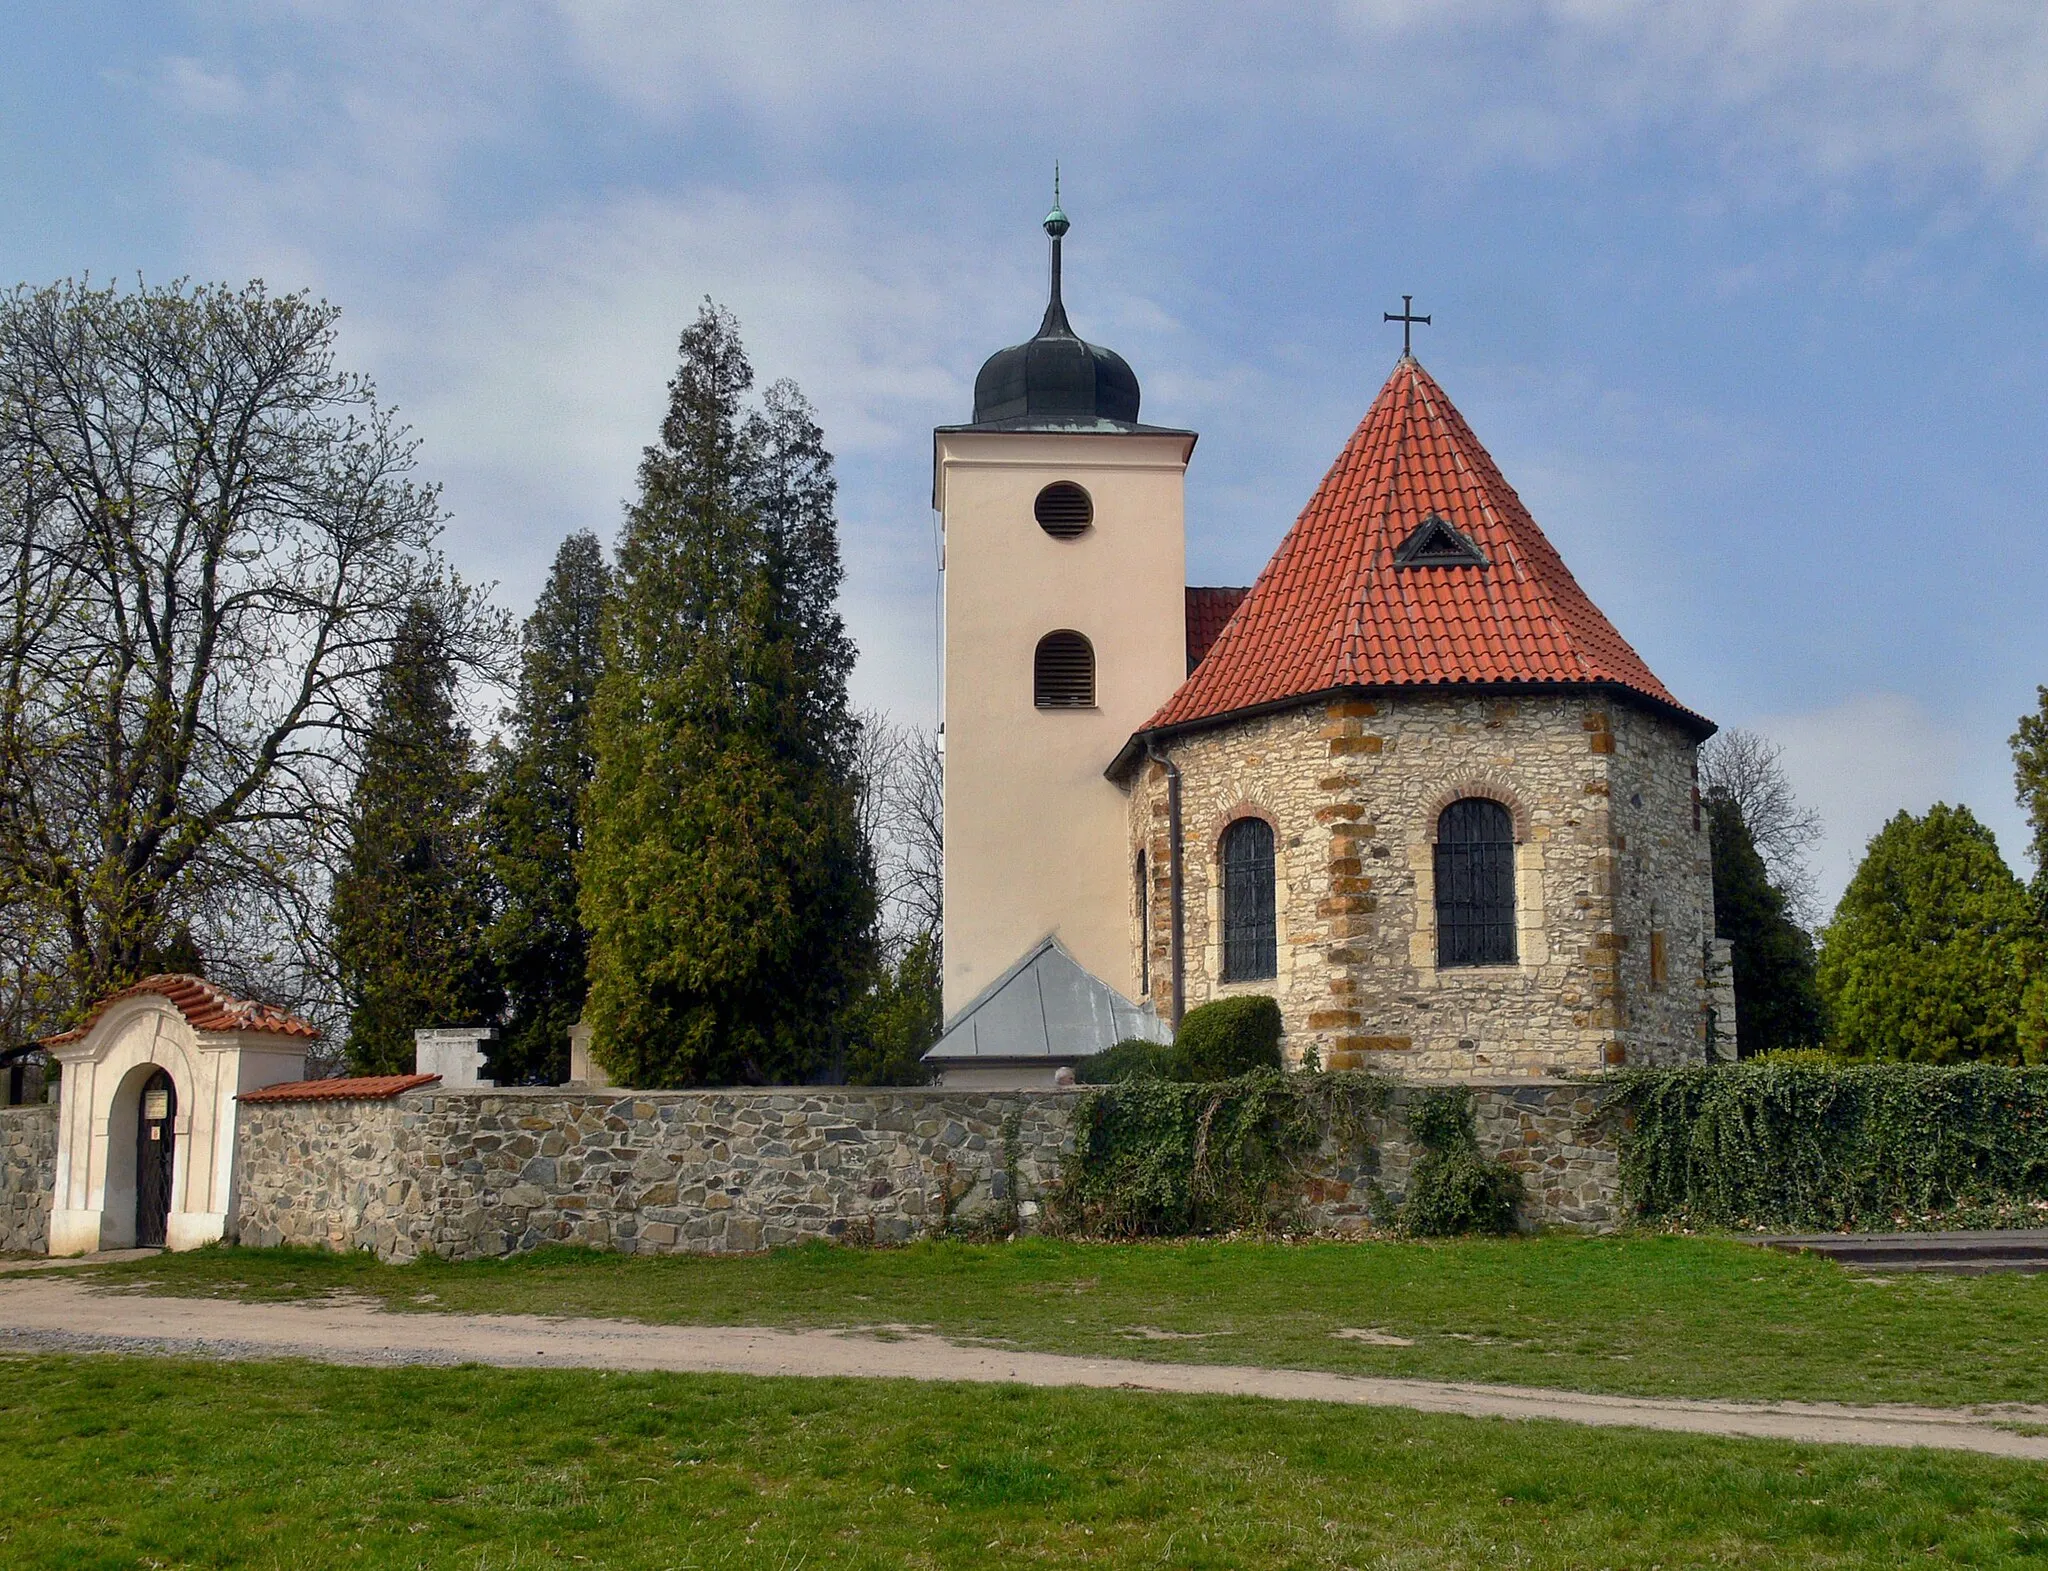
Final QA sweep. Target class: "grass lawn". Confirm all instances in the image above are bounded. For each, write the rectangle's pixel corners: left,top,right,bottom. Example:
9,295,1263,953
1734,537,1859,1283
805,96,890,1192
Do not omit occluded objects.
6,1354,2048,1569
83,1233,2048,1409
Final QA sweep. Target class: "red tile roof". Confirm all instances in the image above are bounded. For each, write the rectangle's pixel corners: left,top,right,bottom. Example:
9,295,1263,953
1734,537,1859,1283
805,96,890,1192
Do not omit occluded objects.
1185,586,1250,672
238,1073,441,1104
1122,357,1708,767
43,974,320,1046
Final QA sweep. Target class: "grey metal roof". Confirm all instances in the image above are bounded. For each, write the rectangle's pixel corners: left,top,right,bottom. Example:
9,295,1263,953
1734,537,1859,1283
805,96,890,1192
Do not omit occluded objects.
923,935,1171,1064
960,206,1152,433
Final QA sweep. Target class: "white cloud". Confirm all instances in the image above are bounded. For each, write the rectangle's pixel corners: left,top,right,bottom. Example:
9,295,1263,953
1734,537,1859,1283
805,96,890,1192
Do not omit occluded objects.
1747,693,1974,915
552,1,2048,233
253,185,1054,720
131,0,2048,743
160,56,250,117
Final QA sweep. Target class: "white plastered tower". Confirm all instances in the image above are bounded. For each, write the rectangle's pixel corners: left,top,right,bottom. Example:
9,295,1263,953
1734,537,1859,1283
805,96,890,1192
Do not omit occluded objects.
935,198,1195,1018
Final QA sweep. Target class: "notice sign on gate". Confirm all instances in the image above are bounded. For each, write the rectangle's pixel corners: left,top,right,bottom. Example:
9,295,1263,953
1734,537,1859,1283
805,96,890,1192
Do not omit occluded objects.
144,1089,169,1122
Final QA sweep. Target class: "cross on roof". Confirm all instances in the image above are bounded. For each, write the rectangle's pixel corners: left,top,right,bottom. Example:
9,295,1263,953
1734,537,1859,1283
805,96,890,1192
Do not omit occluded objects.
1384,294,1431,357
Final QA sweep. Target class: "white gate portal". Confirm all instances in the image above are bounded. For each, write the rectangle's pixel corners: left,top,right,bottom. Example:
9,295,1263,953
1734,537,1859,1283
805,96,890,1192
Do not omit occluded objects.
44,976,315,1254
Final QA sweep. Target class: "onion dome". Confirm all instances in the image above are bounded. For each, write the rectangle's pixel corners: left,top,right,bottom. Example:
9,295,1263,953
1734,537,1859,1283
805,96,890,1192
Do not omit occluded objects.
969,196,1142,429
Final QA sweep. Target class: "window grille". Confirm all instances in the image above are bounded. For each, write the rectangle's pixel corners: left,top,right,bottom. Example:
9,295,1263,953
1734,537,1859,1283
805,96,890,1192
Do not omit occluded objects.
1034,481,1094,539
1221,817,1277,981
1434,798,1517,967
1033,630,1094,708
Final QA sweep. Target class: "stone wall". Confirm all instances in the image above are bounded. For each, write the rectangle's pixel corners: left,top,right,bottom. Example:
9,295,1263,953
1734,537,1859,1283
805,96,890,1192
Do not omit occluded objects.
235,1088,1076,1261
0,1105,56,1254
1365,1080,1621,1231
233,1081,1621,1260
1129,690,1714,1079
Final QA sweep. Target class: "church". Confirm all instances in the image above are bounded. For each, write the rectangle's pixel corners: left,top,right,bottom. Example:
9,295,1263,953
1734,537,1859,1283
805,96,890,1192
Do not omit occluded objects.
926,199,1726,1086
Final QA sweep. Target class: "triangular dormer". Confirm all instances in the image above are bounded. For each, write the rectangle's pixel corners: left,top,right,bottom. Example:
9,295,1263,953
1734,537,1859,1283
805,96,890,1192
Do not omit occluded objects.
1393,512,1486,567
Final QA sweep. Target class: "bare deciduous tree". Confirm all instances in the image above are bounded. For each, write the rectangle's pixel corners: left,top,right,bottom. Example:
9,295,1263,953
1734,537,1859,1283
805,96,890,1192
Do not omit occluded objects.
855,710,942,960
1699,727,1823,924
0,277,497,1035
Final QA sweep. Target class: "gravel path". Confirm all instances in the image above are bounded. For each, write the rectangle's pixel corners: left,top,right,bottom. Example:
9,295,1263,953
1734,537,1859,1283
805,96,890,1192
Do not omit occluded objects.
4,1274,2045,1459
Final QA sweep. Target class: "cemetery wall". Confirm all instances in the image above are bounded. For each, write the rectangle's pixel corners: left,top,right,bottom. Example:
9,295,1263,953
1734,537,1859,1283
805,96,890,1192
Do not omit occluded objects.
0,1105,57,1254
231,1080,1621,1260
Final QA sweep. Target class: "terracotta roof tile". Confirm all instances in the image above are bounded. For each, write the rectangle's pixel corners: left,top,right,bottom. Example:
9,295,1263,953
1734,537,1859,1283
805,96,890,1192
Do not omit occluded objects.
238,1073,441,1104
1129,357,1708,754
1185,586,1250,672
43,974,320,1046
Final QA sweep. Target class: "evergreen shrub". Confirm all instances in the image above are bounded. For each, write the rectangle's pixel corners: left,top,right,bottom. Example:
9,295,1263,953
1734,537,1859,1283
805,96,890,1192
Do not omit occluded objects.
1074,1038,1187,1084
841,932,940,1086
1048,1070,1389,1237
1816,804,2042,1064
1608,1061,2048,1230
1174,996,1284,1081
1398,1088,1521,1237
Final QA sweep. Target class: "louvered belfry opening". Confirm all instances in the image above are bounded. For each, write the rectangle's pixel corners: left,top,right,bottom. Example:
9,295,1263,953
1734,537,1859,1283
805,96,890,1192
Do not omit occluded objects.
1033,630,1095,708
1034,481,1094,539
1221,816,1277,981
1435,798,1517,967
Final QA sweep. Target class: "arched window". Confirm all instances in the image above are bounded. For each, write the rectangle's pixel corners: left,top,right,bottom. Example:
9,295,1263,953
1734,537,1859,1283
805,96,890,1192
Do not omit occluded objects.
1220,816,1277,981
1034,630,1094,708
1034,481,1093,539
1435,798,1517,967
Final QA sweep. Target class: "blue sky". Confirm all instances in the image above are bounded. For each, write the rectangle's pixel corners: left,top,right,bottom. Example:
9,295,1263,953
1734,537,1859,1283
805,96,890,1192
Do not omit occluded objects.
7,2,2048,909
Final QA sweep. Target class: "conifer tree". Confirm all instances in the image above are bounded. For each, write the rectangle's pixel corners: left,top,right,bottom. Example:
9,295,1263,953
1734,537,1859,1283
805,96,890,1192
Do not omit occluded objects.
2013,685,2048,921
1704,790,1823,1055
580,304,874,1086
332,598,500,1073
1817,803,2044,1063
842,932,942,1085
484,532,608,1084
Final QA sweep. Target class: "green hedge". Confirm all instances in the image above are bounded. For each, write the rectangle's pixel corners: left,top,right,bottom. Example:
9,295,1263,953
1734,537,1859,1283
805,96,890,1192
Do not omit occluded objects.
1074,1038,1185,1084
1074,998,1286,1086
1608,1062,2048,1231
1175,996,1284,1080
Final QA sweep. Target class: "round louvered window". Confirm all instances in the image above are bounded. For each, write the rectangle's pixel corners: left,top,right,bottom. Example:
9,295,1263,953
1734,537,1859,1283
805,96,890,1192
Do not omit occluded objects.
1034,481,1094,539
1034,630,1095,709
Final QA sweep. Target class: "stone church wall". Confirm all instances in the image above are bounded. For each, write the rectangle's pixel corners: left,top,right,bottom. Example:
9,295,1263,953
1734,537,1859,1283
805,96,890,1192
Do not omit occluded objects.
1604,701,1720,1065
1129,691,1713,1078
228,1082,1622,1261
0,1105,57,1255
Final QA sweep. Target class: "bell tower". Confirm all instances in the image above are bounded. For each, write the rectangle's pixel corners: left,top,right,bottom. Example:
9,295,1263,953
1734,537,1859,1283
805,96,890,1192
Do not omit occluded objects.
934,191,1196,1017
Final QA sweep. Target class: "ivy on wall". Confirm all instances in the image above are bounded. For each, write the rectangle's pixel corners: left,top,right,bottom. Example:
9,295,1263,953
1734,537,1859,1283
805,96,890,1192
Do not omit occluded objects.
1608,1062,2048,1231
1399,1088,1522,1237
1047,1070,1390,1238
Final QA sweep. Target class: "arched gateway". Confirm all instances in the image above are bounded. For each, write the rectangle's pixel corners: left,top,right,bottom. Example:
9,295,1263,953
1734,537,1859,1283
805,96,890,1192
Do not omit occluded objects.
43,976,315,1254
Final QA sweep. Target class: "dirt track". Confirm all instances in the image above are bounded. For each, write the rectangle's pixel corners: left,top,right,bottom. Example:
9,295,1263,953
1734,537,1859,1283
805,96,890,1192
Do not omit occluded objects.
4,1272,2045,1459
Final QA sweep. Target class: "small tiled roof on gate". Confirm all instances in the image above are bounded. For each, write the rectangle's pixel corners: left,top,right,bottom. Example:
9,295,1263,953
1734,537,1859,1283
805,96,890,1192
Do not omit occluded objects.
1115,356,1709,773
42,974,320,1046
238,1073,441,1104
